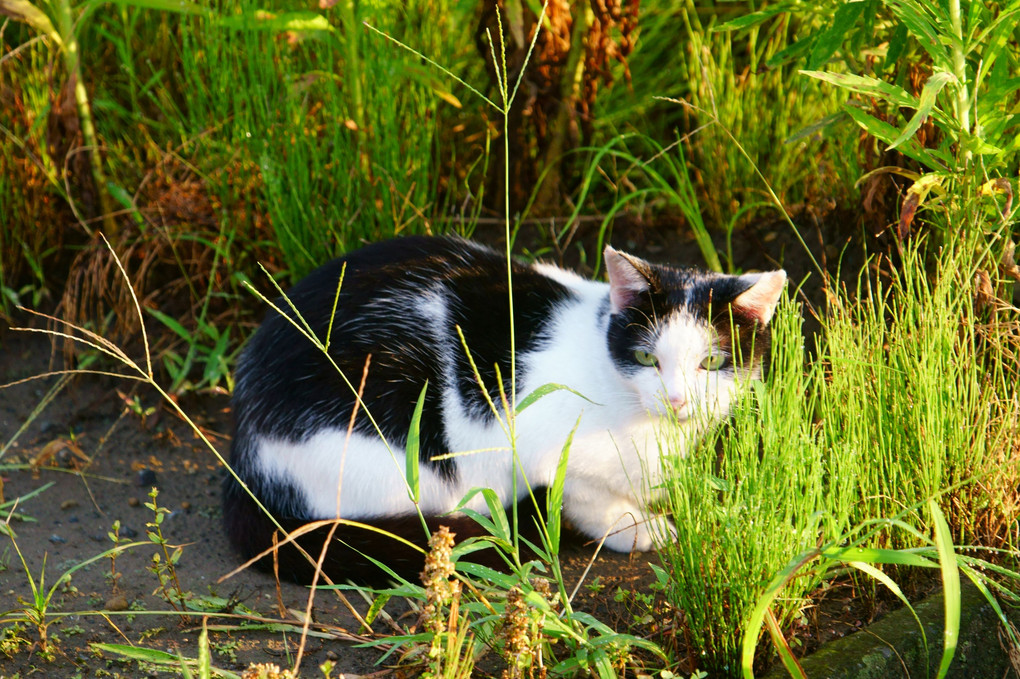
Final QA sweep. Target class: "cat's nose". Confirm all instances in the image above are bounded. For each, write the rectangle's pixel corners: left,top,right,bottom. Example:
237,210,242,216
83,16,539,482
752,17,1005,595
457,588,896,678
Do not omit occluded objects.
669,396,688,414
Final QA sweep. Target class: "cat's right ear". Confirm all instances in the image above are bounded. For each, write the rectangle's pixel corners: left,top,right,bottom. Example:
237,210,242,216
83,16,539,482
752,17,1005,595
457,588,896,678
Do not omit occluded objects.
605,246,651,313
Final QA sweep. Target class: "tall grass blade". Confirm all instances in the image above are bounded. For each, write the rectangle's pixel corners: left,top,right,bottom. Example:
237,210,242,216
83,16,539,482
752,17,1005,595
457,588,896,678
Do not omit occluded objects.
849,560,928,670
930,499,961,679
546,416,580,554
405,382,428,505
764,608,806,679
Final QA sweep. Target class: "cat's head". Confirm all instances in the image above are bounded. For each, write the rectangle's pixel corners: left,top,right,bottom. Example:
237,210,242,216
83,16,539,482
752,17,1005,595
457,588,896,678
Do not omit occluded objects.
603,246,787,421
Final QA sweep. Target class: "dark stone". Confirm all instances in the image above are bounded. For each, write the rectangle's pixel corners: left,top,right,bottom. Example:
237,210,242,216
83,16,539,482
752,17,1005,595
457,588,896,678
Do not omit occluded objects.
117,525,138,539
134,468,158,487
762,583,1017,679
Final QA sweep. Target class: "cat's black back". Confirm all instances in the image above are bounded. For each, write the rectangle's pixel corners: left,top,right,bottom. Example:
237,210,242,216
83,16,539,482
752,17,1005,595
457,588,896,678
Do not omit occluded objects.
223,236,573,583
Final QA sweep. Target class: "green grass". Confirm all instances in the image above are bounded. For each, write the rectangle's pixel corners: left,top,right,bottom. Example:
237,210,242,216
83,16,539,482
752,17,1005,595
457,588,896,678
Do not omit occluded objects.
657,236,1019,676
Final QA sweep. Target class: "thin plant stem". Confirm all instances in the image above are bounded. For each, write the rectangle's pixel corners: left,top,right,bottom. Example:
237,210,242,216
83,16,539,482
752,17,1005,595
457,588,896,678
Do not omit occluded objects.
949,0,971,166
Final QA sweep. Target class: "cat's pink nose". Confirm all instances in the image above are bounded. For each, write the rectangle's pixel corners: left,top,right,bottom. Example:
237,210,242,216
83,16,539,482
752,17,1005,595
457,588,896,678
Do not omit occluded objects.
669,396,687,414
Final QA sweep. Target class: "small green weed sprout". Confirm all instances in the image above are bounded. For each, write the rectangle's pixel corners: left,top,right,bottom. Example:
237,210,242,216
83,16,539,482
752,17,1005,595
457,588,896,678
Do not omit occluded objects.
2,522,142,656
144,487,187,611
0,622,31,657
106,519,123,592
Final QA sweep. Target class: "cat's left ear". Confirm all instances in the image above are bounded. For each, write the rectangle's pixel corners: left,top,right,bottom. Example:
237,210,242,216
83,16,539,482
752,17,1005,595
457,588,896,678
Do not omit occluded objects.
604,246,654,313
733,271,787,325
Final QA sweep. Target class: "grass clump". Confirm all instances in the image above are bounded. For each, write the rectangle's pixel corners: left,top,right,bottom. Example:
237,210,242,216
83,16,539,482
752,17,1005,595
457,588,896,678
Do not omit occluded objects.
657,237,1020,676
658,287,831,671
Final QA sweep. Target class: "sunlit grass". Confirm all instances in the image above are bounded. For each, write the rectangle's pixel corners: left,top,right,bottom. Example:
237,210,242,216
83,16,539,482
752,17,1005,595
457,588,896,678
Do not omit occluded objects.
657,238,1020,676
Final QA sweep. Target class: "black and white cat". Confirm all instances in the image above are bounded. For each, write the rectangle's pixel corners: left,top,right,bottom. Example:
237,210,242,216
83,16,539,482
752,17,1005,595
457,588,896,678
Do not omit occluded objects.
223,236,785,583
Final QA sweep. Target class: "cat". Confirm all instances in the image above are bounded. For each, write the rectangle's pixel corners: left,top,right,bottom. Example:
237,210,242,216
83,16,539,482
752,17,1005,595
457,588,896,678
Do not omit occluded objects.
222,235,786,584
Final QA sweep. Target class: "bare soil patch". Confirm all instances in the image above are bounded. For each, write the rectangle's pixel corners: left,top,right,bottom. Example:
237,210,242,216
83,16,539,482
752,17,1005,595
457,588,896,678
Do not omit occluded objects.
0,326,659,678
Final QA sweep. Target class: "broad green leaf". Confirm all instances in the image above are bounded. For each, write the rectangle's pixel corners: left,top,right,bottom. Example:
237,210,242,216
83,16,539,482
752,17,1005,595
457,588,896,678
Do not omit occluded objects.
843,104,945,169
93,643,241,678
711,5,791,32
973,7,1020,87
807,0,867,70
455,561,518,588
364,593,391,625
93,643,180,663
203,327,231,385
481,488,511,542
822,545,938,568
766,34,814,69
885,21,909,68
765,608,806,679
886,0,952,70
405,382,427,504
961,566,1020,647
958,131,1005,157
453,487,511,543
930,500,960,679
801,69,916,107
741,548,822,678
785,111,848,144
145,307,192,343
105,182,145,227
888,71,956,151
849,561,928,666
593,649,615,679
0,0,60,42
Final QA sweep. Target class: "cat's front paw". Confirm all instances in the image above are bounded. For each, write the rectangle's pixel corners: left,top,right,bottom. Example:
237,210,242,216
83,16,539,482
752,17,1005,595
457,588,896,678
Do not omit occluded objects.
602,514,677,553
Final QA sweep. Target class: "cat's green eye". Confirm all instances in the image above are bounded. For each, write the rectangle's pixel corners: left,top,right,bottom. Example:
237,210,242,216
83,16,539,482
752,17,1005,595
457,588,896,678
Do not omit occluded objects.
700,353,727,371
634,349,659,367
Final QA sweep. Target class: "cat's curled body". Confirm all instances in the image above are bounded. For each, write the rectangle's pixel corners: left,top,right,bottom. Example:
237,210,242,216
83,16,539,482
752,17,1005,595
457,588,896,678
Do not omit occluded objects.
223,236,786,583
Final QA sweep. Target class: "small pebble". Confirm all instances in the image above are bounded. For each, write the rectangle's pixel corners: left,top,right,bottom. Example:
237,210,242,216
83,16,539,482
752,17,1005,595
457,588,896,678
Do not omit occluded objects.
326,650,338,661
134,469,158,487
48,534,66,544
180,501,191,511
54,448,76,468
68,516,79,524
60,499,79,510
118,525,138,539
104,595,129,611
127,497,140,507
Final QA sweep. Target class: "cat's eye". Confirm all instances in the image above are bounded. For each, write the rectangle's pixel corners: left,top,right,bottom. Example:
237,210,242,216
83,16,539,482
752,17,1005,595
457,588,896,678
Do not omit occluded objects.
700,354,728,371
634,349,659,367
